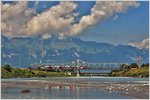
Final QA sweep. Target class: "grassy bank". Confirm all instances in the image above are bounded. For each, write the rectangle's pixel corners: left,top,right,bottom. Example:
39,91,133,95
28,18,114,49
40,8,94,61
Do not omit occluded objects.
1,67,71,78
110,67,149,77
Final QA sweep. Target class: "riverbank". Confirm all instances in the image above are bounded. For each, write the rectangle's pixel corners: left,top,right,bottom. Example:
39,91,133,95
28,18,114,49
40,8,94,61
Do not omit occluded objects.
110,67,149,77
1,67,71,78
1,79,149,99
1,65,149,78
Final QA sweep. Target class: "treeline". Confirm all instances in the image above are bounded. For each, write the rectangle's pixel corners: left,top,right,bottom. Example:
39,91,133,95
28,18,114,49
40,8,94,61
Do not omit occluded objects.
1,64,70,78
119,63,149,69
110,63,149,77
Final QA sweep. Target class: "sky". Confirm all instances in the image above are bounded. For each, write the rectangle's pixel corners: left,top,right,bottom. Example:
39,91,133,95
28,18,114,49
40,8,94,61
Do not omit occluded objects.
1,1,149,48
78,1,149,45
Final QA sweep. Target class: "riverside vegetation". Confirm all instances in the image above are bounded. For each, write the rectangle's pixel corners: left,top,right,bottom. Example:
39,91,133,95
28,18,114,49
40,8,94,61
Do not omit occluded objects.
110,63,149,77
1,64,70,78
1,63,149,78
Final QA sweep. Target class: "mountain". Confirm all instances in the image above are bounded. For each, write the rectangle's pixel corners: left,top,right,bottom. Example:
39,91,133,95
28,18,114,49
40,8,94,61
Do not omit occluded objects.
1,35,149,67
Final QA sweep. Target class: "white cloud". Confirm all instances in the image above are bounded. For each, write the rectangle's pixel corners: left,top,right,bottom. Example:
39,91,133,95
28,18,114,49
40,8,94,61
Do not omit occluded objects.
128,38,149,49
1,1,36,37
1,1,140,38
26,1,78,36
68,1,140,36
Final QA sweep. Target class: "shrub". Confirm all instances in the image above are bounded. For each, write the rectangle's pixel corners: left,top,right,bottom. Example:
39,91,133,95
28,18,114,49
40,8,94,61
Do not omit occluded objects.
141,64,145,67
130,63,139,68
120,64,130,69
144,63,149,67
3,64,12,72
140,63,149,68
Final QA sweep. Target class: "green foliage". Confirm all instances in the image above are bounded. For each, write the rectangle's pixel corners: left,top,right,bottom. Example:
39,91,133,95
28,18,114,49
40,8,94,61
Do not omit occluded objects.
145,63,149,67
111,67,149,77
130,63,139,68
141,63,149,67
3,64,12,72
1,66,70,78
141,64,145,67
120,64,129,69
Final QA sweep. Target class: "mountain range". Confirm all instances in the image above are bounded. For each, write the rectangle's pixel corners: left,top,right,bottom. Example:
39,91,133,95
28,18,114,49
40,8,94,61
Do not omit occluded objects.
1,35,149,68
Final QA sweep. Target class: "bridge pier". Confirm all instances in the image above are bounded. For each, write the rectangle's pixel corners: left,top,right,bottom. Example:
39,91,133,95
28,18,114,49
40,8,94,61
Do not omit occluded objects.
76,66,80,77
76,71,80,77
76,59,80,77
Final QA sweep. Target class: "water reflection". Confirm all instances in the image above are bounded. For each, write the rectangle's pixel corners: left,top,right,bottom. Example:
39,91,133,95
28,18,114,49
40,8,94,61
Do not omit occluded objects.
44,85,86,91
1,77,149,99
2,85,136,99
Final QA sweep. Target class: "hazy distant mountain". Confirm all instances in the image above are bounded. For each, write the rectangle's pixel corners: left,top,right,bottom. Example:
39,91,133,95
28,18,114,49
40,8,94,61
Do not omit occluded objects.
1,35,149,67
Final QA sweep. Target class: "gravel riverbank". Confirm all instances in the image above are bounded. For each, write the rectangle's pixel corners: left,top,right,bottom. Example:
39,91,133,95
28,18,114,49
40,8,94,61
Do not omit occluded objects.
1,79,149,99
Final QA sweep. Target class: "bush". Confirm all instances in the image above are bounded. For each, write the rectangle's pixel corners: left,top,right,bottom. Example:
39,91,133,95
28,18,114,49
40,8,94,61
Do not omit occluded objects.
120,64,130,69
140,63,149,68
24,72,32,77
3,64,12,72
141,64,145,67
130,63,139,68
144,63,149,67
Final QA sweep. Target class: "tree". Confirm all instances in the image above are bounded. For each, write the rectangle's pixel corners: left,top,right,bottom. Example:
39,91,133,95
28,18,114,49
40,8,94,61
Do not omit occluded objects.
140,64,145,68
130,63,139,68
141,63,149,67
120,64,130,69
3,64,12,72
145,63,149,67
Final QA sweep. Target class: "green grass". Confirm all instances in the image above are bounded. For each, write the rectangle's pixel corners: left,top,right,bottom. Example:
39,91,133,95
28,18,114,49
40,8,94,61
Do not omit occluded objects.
111,67,149,77
1,67,70,78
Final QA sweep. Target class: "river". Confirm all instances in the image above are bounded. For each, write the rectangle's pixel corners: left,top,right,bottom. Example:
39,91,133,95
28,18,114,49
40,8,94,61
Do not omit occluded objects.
1,77,149,99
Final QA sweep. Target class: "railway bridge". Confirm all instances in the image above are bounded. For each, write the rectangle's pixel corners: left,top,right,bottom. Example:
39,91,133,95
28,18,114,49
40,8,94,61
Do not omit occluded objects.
29,59,128,77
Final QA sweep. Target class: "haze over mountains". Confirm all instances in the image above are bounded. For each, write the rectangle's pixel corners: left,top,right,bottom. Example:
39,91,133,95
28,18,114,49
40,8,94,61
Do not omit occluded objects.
1,35,148,67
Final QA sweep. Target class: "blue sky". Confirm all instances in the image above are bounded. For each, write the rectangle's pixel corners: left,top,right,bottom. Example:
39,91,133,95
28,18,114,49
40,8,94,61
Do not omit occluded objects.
77,1,149,45
2,1,149,45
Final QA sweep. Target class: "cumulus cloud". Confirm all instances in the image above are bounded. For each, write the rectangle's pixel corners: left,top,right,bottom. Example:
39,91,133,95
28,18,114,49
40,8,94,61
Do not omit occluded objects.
26,1,78,36
69,1,140,36
1,1,36,37
128,38,149,49
1,1,140,37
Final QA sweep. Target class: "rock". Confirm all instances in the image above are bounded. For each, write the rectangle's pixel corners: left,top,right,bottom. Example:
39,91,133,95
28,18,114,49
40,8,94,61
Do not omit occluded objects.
125,88,128,91
138,75,143,78
20,89,31,93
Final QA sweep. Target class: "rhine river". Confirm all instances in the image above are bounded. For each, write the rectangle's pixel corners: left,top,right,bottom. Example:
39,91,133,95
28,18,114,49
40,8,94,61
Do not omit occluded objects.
1,77,149,99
